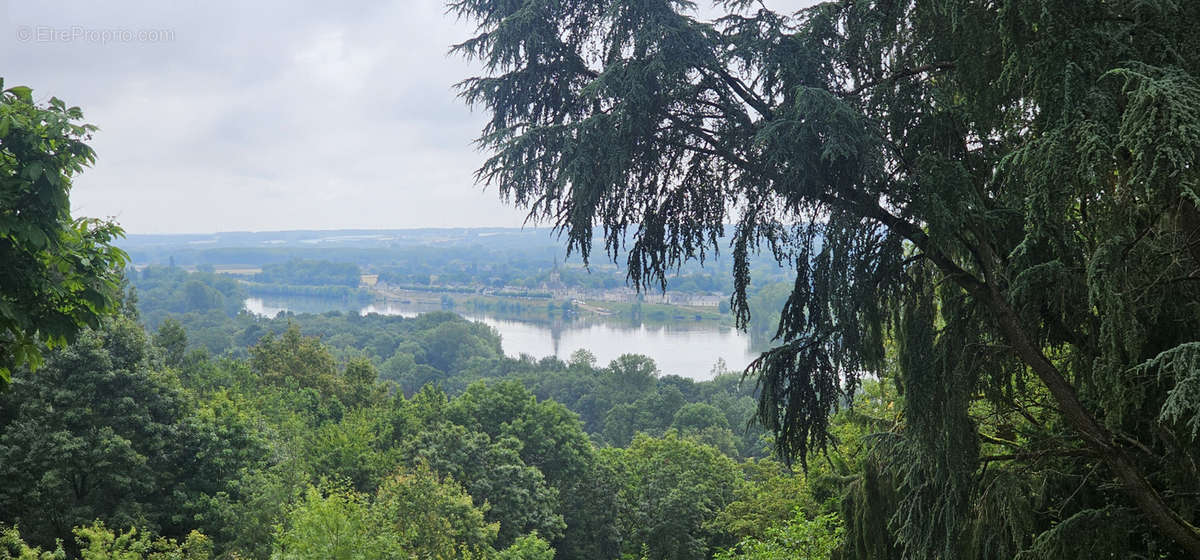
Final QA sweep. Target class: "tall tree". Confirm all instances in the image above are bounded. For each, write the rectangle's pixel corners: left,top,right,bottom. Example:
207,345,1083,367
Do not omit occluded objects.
0,81,127,385
605,431,744,560
452,0,1200,556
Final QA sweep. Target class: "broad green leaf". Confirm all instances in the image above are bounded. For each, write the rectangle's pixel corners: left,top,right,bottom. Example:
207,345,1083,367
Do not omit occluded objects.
4,85,32,101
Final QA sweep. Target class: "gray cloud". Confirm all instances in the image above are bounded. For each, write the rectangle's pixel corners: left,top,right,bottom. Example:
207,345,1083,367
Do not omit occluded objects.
0,0,814,234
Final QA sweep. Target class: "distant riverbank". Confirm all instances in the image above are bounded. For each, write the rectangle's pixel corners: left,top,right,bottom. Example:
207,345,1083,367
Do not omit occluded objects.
244,294,759,380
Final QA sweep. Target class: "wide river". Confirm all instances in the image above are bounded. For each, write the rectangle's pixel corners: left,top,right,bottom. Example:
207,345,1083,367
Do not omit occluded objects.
244,297,760,381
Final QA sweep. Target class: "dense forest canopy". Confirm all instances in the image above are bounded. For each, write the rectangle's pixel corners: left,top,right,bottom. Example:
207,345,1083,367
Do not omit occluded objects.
1,278,834,559
453,0,1200,557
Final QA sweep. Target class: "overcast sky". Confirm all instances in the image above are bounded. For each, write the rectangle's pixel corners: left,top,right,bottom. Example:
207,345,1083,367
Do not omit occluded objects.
1,0,812,234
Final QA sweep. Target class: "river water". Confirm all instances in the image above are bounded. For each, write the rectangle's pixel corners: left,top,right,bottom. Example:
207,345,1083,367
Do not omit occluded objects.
245,297,759,380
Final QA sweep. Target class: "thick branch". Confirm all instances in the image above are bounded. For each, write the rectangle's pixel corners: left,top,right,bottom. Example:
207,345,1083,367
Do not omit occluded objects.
703,66,774,120
979,448,1095,464
867,203,1200,555
824,189,1200,555
853,199,986,291
986,288,1200,555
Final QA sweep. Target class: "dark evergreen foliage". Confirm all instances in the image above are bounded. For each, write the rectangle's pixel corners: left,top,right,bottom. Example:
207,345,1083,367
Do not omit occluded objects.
452,0,1200,556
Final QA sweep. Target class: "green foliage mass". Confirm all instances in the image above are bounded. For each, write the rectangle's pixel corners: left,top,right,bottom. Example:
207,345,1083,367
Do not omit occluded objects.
715,511,844,560
129,266,245,329
1,522,210,560
604,431,745,560
272,472,513,560
0,315,261,552
0,81,127,385
254,259,361,288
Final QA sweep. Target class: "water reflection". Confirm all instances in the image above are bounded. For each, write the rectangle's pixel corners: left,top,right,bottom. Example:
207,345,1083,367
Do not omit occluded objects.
245,297,759,380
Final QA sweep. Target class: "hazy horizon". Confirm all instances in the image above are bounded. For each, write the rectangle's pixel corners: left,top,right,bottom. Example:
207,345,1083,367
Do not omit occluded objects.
120,224,555,237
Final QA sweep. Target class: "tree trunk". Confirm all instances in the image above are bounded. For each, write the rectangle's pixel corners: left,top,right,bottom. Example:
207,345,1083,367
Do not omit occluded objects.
985,289,1200,558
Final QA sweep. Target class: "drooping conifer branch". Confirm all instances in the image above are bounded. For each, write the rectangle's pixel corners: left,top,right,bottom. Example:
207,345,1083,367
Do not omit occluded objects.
452,0,1200,555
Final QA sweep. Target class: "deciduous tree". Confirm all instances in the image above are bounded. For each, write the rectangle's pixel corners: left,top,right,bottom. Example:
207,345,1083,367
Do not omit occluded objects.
0,81,127,385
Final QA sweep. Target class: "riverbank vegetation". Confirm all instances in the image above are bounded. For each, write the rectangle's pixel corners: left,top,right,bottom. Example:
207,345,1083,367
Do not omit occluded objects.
127,264,784,352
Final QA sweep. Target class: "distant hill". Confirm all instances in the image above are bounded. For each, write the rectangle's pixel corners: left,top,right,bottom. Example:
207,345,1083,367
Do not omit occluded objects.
119,227,570,267
121,227,564,251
